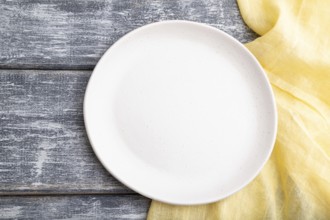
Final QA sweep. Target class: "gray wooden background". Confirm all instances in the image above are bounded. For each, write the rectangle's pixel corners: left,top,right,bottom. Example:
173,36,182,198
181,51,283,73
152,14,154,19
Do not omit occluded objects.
0,0,257,219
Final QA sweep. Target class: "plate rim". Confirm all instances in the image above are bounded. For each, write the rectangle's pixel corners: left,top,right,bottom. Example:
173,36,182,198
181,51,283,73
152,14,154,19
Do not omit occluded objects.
84,20,278,205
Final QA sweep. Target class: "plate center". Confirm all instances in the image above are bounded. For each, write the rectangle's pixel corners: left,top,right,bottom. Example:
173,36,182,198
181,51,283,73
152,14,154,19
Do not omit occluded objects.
114,38,258,180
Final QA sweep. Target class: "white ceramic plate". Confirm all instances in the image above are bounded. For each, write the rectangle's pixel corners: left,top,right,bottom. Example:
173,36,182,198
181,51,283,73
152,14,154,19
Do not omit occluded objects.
84,21,277,205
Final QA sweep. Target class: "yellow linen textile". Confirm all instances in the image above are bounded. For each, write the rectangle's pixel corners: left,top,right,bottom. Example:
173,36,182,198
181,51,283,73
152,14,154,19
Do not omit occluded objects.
147,0,330,219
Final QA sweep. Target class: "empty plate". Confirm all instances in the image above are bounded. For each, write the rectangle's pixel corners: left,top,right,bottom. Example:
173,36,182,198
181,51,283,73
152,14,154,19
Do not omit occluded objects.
84,20,277,205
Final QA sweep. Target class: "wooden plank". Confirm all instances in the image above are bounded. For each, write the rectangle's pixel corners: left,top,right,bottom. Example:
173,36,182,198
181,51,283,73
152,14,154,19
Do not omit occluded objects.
0,69,134,194
0,195,150,219
0,0,257,69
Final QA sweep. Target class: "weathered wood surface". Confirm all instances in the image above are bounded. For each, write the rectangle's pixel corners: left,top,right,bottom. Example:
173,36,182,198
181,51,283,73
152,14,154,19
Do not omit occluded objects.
0,195,150,219
0,0,256,218
0,70,134,194
0,0,257,70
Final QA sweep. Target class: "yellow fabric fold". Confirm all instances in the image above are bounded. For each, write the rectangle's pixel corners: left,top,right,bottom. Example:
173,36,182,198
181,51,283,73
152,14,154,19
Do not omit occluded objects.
148,0,330,219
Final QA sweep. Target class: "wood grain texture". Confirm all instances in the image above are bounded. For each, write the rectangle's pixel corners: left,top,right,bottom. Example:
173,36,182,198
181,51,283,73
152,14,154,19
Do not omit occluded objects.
0,195,150,219
0,70,134,194
0,0,257,69
0,1,256,217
